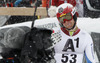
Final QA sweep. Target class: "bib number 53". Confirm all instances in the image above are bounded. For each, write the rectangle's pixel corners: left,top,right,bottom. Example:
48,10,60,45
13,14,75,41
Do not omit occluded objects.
61,54,77,63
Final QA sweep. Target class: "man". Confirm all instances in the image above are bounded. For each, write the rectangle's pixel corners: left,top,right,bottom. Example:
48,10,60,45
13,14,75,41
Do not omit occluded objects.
53,3,95,63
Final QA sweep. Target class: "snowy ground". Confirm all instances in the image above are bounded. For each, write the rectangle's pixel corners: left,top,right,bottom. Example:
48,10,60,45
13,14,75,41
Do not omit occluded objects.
0,17,100,62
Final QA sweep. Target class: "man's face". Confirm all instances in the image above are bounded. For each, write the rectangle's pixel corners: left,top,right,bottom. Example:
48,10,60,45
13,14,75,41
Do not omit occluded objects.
62,19,75,29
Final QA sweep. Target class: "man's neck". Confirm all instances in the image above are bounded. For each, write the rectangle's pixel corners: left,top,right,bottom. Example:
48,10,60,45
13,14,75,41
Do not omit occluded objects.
61,26,80,36
68,26,78,32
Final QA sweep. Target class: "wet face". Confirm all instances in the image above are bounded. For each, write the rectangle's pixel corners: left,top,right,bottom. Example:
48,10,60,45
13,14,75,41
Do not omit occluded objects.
62,19,75,30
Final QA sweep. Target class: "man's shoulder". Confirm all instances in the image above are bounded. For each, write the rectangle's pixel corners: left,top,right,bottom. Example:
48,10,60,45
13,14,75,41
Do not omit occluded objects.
80,29,89,35
80,29,92,39
79,29,92,37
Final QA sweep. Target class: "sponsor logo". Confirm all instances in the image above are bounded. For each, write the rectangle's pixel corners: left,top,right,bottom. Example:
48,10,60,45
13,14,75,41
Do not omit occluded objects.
35,23,57,29
58,7,63,13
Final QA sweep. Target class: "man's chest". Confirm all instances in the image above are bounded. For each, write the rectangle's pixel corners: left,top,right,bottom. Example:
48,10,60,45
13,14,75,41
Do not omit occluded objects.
54,34,87,53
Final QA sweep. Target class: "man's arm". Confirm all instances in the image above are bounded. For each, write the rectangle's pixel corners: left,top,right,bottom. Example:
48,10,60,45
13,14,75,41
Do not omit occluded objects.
84,34,95,63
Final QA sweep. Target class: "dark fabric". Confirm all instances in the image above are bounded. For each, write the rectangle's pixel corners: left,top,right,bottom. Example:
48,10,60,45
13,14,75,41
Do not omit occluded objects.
0,49,21,63
89,0,100,9
91,32,100,62
0,26,30,63
83,0,100,18
0,26,30,53
21,27,55,63
7,16,38,24
0,27,55,63
4,27,26,48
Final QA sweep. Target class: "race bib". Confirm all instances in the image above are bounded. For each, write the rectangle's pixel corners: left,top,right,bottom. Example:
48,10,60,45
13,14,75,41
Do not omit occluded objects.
54,53,83,63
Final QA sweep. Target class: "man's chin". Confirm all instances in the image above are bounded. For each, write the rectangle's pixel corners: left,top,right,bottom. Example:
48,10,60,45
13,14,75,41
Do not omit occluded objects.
65,27,73,31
